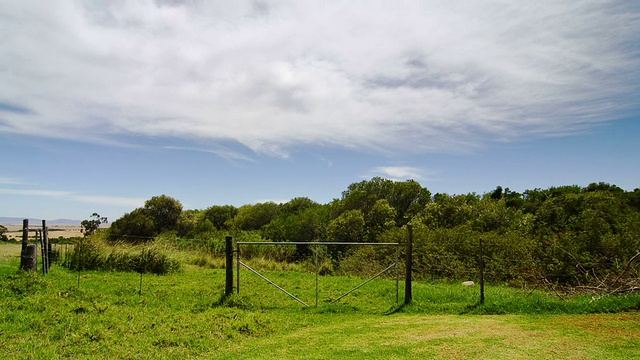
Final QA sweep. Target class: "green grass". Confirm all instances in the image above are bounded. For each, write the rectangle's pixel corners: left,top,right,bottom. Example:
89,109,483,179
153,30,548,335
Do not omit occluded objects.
2,242,640,359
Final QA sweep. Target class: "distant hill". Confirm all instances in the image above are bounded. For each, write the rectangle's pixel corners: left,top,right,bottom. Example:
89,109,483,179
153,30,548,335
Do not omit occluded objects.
0,217,80,226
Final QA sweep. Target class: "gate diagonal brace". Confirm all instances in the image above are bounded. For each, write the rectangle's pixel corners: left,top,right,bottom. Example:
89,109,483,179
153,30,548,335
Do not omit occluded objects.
239,260,310,307
330,263,396,304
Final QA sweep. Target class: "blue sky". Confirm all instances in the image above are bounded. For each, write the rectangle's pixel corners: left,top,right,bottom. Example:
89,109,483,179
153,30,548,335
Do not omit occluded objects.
1,1,639,221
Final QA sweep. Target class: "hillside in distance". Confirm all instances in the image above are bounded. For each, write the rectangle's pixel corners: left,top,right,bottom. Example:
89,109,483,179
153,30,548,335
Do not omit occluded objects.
0,217,80,226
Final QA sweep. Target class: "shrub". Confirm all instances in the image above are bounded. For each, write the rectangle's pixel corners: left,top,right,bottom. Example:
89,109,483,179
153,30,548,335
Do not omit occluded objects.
63,238,180,274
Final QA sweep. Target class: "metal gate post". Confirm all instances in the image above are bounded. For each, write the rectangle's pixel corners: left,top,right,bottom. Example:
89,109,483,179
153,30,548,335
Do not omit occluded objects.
395,245,399,303
315,248,319,307
236,242,240,294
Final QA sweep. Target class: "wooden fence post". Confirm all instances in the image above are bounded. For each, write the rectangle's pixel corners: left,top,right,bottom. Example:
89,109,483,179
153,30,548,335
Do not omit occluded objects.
225,236,233,297
20,219,30,271
45,222,51,271
42,220,49,274
24,245,37,271
404,225,413,305
39,229,46,275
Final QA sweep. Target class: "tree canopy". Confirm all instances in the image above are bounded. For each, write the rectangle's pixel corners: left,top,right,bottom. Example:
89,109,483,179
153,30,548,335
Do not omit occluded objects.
81,213,108,236
104,180,640,288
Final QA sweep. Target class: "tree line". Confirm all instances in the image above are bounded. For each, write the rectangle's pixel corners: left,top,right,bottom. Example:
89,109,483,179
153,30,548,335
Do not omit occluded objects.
105,178,640,289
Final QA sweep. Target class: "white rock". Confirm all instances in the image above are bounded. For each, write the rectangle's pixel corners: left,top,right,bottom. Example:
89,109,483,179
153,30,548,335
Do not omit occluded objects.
462,281,475,286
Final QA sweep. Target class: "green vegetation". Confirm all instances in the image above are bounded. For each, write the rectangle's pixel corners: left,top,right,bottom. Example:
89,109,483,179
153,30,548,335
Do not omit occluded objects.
2,242,640,359
81,213,108,237
62,236,181,274
102,179,640,293
4,178,640,357
0,224,8,241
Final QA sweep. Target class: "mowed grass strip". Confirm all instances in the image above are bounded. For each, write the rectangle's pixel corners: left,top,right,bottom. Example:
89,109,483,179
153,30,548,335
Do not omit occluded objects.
221,313,640,360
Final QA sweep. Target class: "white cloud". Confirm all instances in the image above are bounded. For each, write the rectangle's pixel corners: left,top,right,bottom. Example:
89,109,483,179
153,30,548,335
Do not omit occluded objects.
0,177,29,185
163,145,254,163
0,188,72,198
369,166,428,181
0,188,145,208
1,1,638,157
252,198,291,205
70,195,146,208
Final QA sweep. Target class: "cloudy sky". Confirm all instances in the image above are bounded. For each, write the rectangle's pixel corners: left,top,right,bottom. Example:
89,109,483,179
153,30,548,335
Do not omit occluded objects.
1,0,639,221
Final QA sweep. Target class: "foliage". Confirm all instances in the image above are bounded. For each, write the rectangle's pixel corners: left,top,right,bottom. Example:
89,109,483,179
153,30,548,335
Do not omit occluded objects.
109,208,156,242
176,209,204,238
63,237,180,274
104,180,640,290
340,177,431,226
144,194,183,234
203,204,238,230
109,195,182,242
0,225,8,242
81,213,108,236
233,202,281,231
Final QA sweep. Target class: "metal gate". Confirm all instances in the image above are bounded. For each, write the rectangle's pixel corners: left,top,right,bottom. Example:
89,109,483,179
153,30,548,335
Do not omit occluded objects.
236,241,399,307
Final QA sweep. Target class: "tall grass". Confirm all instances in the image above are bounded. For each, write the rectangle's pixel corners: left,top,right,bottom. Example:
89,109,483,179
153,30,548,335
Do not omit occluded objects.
62,237,180,274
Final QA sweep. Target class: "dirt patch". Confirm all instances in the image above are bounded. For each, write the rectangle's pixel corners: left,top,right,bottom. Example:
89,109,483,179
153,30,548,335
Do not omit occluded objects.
557,313,640,340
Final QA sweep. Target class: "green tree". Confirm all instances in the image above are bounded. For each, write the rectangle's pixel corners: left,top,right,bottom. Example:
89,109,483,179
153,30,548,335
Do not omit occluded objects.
262,203,329,259
109,208,156,242
327,209,366,243
340,177,430,226
420,193,478,229
365,199,396,241
176,209,204,238
233,202,281,231
626,188,640,211
144,195,183,233
471,198,522,233
81,213,108,236
584,182,624,194
281,197,317,215
203,205,238,230
0,224,8,242
490,186,503,200
326,209,366,261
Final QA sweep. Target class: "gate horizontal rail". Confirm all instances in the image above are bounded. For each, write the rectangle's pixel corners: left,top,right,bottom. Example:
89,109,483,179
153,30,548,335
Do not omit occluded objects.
236,242,398,246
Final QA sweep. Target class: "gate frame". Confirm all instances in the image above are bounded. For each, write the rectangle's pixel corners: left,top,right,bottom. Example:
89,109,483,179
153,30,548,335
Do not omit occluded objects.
235,241,400,307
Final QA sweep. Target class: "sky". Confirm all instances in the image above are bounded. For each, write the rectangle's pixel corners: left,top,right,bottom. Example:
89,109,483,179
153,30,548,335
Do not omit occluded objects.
1,1,639,222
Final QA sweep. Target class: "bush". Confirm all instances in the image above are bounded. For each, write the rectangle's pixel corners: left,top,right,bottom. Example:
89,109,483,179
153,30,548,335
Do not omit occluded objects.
63,238,180,274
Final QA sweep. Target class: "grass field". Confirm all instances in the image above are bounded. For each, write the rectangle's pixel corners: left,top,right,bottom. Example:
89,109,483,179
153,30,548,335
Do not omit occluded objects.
2,242,640,359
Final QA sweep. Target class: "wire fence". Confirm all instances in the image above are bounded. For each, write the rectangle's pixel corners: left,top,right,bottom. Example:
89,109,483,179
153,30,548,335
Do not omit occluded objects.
7,225,639,308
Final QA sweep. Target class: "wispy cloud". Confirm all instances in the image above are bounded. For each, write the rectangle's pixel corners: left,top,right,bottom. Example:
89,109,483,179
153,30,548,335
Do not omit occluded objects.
369,166,431,181
0,188,145,208
163,145,254,162
1,1,638,156
0,177,30,186
253,198,291,205
0,188,72,197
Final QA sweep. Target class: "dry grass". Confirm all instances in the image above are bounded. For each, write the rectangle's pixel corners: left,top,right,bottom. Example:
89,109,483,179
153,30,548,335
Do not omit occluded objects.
2,224,83,240
0,242,21,260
